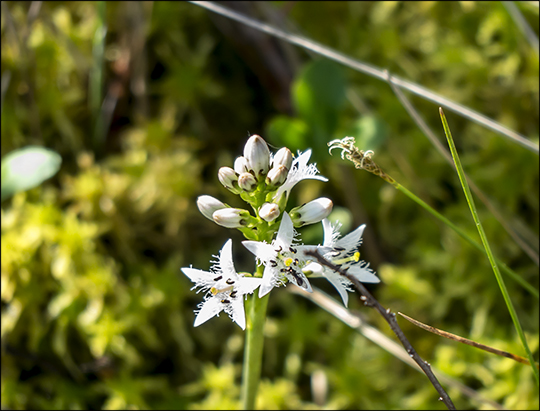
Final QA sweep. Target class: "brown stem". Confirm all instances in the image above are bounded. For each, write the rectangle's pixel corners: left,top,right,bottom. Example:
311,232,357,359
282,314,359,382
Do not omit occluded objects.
398,312,539,368
304,249,456,410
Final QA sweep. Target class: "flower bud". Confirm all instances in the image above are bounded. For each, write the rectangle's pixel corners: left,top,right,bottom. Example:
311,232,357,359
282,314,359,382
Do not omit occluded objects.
265,165,288,188
234,156,249,174
197,195,227,221
213,208,251,228
272,147,293,170
238,172,258,192
244,135,270,180
289,197,333,227
259,202,280,222
218,167,240,194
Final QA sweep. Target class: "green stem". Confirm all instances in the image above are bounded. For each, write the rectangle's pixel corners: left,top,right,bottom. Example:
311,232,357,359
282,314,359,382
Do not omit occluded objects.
440,108,539,385
241,264,269,410
395,183,539,299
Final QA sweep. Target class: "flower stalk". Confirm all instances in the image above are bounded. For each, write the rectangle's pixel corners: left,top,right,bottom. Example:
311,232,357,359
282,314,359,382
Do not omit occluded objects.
241,264,269,410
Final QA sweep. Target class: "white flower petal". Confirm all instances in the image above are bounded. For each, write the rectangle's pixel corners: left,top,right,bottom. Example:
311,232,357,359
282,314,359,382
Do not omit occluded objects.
181,267,215,291
347,265,380,283
242,241,276,262
229,297,246,330
322,219,334,246
302,262,323,276
236,277,264,295
273,150,328,202
275,212,294,248
324,273,350,307
298,244,331,260
194,298,223,327
336,224,366,251
218,239,237,277
259,281,274,298
261,264,279,290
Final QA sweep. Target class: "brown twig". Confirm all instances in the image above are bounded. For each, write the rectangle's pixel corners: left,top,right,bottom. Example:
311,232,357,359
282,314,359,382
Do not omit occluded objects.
289,286,505,410
304,249,456,410
398,312,539,369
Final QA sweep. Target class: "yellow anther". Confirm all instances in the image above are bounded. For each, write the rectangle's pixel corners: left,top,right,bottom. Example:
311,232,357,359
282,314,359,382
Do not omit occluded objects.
284,257,293,267
333,253,361,266
211,285,233,295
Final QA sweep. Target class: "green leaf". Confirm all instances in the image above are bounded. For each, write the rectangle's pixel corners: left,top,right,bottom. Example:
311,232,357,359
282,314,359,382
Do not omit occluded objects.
292,59,346,137
266,115,310,153
349,115,388,151
1,146,62,201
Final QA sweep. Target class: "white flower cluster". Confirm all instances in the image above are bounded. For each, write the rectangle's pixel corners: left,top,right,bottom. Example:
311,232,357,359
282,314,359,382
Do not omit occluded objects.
181,135,379,329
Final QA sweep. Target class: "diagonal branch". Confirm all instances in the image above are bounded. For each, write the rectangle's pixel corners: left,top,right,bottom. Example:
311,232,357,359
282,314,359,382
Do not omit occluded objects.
189,1,539,154
304,249,456,410
289,286,505,410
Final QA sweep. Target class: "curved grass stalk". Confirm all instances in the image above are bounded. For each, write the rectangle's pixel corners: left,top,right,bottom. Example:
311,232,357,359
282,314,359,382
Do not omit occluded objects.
439,108,539,385
189,1,539,155
385,70,539,266
327,137,538,299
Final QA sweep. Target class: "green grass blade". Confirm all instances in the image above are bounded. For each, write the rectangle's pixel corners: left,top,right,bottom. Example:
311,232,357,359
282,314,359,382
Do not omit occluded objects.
327,137,538,299
395,184,538,299
439,107,539,385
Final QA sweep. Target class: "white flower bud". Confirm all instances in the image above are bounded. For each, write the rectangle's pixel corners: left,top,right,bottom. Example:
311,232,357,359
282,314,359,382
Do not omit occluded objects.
265,165,288,188
197,195,227,221
234,156,249,174
272,147,293,170
259,202,280,222
238,172,258,192
213,208,251,228
289,197,333,227
218,167,240,193
244,135,270,180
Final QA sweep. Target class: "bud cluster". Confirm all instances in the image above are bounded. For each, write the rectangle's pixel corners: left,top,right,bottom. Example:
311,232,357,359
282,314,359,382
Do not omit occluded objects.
183,135,380,329
197,134,332,240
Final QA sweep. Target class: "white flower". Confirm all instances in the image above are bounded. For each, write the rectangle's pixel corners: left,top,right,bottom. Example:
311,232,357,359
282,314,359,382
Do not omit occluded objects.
244,135,270,180
181,239,263,329
273,150,328,203
213,208,251,228
272,147,293,170
259,202,281,222
265,165,289,188
304,219,380,307
289,197,333,227
197,195,227,221
243,212,325,297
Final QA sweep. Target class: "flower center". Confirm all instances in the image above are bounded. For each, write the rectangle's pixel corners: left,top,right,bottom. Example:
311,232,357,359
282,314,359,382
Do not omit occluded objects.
332,251,361,266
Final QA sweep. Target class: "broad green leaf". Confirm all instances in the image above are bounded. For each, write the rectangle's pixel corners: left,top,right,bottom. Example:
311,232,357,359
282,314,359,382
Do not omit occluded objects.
1,146,62,201
292,59,346,138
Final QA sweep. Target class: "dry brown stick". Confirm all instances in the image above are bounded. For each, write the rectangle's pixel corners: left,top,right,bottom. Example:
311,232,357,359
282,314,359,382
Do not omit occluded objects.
289,286,505,410
304,249,456,410
398,312,539,369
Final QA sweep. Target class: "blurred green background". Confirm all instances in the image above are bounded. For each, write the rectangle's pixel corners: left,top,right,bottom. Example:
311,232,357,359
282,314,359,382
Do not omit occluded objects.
1,1,538,409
